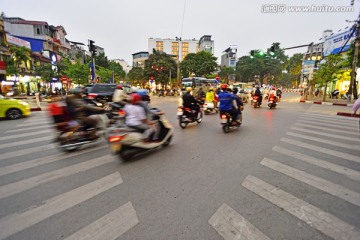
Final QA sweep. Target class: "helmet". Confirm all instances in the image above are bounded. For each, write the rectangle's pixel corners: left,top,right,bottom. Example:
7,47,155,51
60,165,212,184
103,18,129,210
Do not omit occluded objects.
130,93,142,104
220,84,228,90
116,85,123,90
185,87,192,93
233,87,238,94
209,87,214,91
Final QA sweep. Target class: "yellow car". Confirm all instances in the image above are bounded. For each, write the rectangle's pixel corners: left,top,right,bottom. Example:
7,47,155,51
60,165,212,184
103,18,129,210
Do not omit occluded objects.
0,94,31,120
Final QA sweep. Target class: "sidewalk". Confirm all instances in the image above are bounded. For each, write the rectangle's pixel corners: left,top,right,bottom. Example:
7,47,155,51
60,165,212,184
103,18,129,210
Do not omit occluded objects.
299,95,360,118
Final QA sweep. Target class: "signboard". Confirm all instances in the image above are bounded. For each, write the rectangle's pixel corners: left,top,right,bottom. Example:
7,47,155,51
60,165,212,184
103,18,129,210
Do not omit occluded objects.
323,27,357,57
6,34,31,49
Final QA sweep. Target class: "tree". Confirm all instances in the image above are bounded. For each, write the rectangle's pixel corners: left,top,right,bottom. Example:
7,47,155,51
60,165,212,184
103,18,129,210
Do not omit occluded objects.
313,54,343,101
108,61,125,83
96,66,113,83
144,50,177,86
4,46,31,76
287,53,303,87
62,59,90,86
127,67,146,87
94,52,109,68
218,66,235,83
180,51,217,77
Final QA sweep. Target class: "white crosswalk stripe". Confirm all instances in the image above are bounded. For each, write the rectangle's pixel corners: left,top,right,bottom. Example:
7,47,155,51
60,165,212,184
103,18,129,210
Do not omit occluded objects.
64,202,139,240
0,118,139,239
0,172,123,239
298,117,358,129
242,175,360,240
294,122,359,136
209,203,271,240
290,126,360,142
286,131,360,150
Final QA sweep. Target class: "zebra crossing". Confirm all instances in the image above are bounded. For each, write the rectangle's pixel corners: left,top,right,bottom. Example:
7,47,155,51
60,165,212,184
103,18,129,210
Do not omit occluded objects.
209,112,360,240
0,112,139,240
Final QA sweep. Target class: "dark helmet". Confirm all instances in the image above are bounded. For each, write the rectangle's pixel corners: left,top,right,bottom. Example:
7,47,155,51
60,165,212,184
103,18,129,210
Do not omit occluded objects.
233,87,238,94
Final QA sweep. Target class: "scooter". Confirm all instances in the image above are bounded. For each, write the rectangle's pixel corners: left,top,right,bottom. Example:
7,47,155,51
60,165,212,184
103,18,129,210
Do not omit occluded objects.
203,101,218,114
268,96,277,109
252,95,261,108
177,105,203,129
56,113,109,152
220,112,241,133
105,108,173,160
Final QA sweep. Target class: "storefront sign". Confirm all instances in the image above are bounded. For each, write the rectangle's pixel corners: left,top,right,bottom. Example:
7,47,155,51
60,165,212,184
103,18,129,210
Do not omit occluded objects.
6,34,31,49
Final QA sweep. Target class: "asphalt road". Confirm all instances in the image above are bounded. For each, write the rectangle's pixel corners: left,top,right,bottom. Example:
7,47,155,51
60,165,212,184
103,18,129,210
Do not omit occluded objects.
0,92,359,240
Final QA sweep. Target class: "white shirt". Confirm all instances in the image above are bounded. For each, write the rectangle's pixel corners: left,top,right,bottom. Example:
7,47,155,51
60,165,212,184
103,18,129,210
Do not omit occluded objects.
112,89,128,102
123,104,146,126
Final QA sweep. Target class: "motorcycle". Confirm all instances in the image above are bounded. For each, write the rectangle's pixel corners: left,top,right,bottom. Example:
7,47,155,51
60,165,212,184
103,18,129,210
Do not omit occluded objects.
268,96,277,109
177,105,203,129
220,112,241,133
105,108,173,160
56,113,109,152
203,101,218,115
252,95,261,108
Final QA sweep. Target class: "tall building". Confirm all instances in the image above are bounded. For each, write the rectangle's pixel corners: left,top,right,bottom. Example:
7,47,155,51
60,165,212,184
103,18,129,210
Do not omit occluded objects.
221,45,237,68
148,35,214,61
113,59,132,73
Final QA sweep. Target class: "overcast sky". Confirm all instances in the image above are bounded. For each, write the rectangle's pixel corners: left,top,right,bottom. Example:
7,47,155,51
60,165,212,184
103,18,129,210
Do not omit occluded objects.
2,0,360,65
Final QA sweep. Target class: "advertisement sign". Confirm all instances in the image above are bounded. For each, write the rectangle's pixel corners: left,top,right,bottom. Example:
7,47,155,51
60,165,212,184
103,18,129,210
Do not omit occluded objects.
323,27,357,57
6,34,31,49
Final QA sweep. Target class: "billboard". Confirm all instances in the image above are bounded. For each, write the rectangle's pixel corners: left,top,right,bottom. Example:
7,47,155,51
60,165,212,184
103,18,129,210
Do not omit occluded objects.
6,34,31,49
323,26,357,57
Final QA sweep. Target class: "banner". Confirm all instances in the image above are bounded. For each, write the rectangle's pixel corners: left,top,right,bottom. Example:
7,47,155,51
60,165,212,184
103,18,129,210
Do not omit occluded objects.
323,26,357,57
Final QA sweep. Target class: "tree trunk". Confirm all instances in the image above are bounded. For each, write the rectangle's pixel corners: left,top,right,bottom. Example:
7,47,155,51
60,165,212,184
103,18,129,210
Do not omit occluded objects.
322,82,328,102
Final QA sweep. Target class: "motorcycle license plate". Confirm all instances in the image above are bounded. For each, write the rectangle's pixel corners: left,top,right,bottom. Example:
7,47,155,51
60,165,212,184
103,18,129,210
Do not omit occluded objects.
269,101,273,103
221,119,227,124
177,111,183,115
253,100,257,102
110,143,122,153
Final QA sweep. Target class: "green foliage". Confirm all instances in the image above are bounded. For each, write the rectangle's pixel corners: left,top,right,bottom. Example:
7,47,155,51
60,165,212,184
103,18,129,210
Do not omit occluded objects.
313,54,342,86
5,46,31,76
62,59,90,85
286,53,303,86
218,66,235,83
34,63,57,83
94,52,109,68
108,61,125,82
96,66,113,83
236,43,288,85
127,67,146,87
144,50,177,86
180,51,217,77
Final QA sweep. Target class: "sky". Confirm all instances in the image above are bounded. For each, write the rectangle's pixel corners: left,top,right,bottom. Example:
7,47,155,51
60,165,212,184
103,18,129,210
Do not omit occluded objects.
2,0,360,65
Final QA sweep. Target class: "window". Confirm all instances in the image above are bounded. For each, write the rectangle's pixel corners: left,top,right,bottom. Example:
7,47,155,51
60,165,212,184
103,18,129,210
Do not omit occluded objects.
182,42,188,47
172,42,179,46
182,47,188,51
172,51,179,55
33,25,43,35
156,41,163,46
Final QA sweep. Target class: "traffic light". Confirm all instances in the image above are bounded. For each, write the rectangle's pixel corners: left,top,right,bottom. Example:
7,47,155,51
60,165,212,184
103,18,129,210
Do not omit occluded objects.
89,40,97,56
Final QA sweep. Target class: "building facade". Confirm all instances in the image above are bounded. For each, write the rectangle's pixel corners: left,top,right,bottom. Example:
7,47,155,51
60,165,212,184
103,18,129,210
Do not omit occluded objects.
113,59,131,73
148,35,214,61
132,51,149,68
221,45,237,68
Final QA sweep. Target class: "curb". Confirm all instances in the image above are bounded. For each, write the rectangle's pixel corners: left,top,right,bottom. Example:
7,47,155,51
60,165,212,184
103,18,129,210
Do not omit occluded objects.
299,100,353,107
337,112,360,118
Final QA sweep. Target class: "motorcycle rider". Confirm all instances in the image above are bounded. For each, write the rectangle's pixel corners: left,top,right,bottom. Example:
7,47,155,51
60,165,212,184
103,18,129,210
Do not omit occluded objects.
182,87,201,120
205,87,217,110
232,88,244,123
65,88,104,140
276,88,282,101
123,93,156,142
218,84,238,125
197,87,206,101
269,86,277,102
254,86,263,105
112,85,129,105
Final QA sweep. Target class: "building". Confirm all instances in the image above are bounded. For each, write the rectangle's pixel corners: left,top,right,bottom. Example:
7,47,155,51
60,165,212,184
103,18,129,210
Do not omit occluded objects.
221,45,237,68
132,51,149,68
112,59,131,73
148,35,214,61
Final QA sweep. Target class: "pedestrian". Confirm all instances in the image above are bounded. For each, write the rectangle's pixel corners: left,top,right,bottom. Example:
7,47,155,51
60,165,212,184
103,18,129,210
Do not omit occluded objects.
353,97,360,116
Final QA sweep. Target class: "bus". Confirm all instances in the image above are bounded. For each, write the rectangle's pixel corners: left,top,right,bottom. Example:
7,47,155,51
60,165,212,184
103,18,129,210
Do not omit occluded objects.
180,77,218,93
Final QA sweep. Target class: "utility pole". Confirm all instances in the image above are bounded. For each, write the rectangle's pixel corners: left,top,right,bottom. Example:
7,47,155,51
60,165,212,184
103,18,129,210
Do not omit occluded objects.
349,21,360,99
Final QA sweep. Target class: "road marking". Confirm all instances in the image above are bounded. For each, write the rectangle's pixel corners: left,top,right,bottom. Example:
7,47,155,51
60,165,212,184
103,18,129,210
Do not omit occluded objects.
286,131,360,151
281,138,360,163
5,125,51,133
0,135,54,150
0,129,53,141
242,175,360,240
304,113,360,123
65,202,139,240
273,146,360,181
208,203,271,240
0,145,106,177
261,158,360,207
299,117,358,128
294,122,358,136
0,144,56,161
24,117,51,123
17,120,50,127
0,155,115,200
0,172,122,240
290,126,360,142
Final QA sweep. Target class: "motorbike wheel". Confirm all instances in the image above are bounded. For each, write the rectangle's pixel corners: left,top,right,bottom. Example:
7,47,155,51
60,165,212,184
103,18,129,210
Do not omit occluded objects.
103,102,113,111
119,146,133,161
222,125,230,133
57,134,80,152
253,102,258,108
196,111,203,123
179,116,188,129
162,135,172,147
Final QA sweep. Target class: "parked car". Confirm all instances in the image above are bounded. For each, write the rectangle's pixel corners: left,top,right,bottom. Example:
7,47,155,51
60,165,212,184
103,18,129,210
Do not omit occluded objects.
0,94,31,120
86,84,117,110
